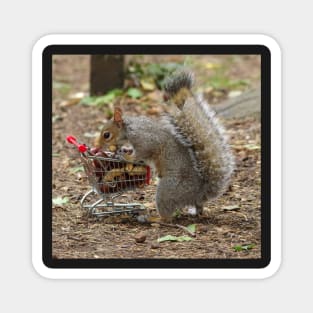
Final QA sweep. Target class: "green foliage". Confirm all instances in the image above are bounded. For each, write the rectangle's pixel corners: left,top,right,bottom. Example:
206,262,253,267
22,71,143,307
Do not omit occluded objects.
80,89,123,106
208,66,249,90
53,81,71,95
233,244,255,252
127,61,183,89
78,58,249,112
105,107,113,118
52,196,69,206
173,209,182,218
70,166,84,174
186,224,196,233
244,143,260,150
80,62,182,109
127,88,143,99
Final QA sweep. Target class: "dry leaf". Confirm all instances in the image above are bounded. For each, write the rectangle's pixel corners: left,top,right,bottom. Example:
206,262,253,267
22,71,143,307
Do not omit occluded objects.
140,79,156,91
223,205,241,212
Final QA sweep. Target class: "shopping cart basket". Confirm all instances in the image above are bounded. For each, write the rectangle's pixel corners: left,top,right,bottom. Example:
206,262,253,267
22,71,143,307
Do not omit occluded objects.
66,135,151,217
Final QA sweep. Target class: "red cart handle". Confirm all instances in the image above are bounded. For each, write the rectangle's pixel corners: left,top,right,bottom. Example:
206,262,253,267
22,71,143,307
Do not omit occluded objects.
146,165,151,185
66,135,88,153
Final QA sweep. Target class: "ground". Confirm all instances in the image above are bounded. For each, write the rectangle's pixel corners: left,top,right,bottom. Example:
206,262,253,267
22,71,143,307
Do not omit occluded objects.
52,55,261,259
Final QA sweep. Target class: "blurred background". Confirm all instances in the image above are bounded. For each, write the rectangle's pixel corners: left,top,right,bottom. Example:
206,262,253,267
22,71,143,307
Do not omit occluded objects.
52,54,261,119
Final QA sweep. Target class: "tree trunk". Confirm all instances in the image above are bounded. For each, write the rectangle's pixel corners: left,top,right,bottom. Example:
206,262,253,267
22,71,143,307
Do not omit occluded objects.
90,55,124,96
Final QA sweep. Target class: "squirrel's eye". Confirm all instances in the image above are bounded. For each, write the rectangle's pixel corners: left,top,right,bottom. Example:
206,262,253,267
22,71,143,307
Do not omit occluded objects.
103,132,111,140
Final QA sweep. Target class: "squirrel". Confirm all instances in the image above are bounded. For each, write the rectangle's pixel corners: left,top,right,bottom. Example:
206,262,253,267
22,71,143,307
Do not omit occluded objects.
95,69,234,221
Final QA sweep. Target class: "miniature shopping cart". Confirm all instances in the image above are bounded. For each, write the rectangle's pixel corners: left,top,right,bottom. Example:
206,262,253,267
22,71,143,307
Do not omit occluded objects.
66,135,151,218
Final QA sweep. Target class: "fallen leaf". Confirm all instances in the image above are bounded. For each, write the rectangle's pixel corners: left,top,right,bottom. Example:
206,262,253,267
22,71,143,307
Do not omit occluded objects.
233,244,255,252
157,235,193,243
223,205,241,212
177,236,193,242
127,88,143,99
70,166,84,174
147,107,162,115
52,196,69,206
80,89,123,107
83,132,98,138
147,90,162,101
140,79,156,91
244,144,260,150
228,90,242,98
60,98,80,107
52,115,62,123
205,62,220,70
186,224,196,233
70,91,85,99
150,223,160,228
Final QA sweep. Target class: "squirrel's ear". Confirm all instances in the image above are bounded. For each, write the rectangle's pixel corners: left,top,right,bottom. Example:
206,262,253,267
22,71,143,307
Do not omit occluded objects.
113,107,123,128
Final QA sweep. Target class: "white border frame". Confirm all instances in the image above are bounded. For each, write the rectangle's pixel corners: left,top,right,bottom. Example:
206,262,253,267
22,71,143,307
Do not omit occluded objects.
32,34,281,279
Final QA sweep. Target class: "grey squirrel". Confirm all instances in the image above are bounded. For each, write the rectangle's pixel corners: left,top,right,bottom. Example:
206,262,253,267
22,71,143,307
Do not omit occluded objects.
95,69,234,221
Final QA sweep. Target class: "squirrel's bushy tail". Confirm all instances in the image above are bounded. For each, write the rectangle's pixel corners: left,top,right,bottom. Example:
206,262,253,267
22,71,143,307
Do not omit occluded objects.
164,69,195,109
164,69,235,197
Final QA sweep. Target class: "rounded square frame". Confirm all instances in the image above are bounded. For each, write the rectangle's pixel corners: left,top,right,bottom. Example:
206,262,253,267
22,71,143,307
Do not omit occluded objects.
32,34,281,279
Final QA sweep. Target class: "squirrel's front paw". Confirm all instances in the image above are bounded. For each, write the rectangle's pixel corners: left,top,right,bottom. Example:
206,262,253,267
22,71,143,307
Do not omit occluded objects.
187,206,197,216
136,214,150,223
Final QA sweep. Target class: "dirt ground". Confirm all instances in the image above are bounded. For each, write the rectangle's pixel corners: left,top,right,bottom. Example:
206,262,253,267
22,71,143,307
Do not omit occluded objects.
52,55,261,259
